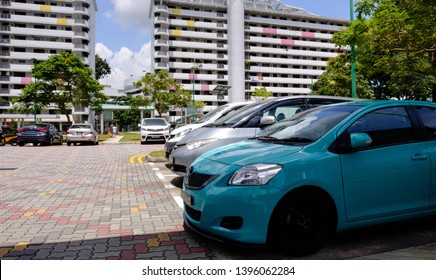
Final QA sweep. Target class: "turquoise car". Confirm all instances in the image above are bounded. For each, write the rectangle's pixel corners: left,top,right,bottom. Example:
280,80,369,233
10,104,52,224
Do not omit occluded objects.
182,100,436,256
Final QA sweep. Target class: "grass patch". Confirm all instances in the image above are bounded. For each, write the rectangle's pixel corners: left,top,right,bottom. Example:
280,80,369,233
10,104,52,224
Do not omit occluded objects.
99,134,110,141
119,132,141,142
149,150,165,158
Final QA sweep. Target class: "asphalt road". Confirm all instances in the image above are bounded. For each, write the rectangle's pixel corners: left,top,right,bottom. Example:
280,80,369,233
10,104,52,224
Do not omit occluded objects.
1,143,436,259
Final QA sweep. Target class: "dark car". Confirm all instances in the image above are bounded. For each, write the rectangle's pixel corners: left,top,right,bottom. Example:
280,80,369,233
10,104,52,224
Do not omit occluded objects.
17,123,63,146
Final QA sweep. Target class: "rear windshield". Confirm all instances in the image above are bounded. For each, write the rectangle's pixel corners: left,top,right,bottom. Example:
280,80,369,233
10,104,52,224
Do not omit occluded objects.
195,104,229,124
24,124,49,129
70,124,91,129
142,119,167,126
213,101,268,126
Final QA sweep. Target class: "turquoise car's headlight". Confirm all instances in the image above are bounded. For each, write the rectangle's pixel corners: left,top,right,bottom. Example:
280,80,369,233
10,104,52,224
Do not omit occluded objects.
229,164,282,186
186,138,219,150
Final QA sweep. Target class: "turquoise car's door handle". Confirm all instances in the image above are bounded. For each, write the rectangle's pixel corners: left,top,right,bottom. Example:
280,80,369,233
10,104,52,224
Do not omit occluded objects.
411,153,428,160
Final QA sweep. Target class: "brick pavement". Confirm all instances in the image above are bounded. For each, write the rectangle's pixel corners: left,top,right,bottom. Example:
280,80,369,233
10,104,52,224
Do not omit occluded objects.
0,144,215,260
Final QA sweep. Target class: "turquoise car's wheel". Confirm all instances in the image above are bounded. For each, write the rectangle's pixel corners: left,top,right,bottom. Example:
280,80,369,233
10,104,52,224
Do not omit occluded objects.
269,190,336,256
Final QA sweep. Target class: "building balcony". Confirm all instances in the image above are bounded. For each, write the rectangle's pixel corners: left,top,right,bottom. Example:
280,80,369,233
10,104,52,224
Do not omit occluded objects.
73,44,89,52
155,4,169,14
154,39,169,47
154,62,169,70
73,19,89,27
155,50,169,58
154,16,169,25
155,28,169,36
74,6,89,15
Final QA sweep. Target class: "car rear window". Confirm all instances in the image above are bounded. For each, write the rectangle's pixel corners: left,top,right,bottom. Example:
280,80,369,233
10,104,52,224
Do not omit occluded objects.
71,125,91,129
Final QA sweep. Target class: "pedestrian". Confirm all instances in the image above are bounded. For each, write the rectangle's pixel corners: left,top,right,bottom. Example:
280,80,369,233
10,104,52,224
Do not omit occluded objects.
109,123,114,138
112,124,117,138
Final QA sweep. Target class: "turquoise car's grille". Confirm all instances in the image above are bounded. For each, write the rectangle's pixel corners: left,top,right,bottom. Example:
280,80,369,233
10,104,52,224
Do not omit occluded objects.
186,172,218,190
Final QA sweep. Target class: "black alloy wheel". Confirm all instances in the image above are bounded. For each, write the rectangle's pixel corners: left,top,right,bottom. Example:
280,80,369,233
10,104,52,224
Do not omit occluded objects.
269,191,336,256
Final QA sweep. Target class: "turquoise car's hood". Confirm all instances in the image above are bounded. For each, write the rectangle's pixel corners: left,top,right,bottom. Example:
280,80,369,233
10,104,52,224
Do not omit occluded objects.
199,140,303,166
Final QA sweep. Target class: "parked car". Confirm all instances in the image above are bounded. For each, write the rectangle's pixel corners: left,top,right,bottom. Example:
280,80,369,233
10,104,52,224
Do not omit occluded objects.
182,100,436,256
170,95,357,175
66,123,99,146
165,102,251,159
17,123,63,146
139,118,170,144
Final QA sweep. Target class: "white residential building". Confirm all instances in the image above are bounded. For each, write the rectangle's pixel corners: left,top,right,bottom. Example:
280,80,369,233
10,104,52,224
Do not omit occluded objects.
150,0,349,112
0,0,97,129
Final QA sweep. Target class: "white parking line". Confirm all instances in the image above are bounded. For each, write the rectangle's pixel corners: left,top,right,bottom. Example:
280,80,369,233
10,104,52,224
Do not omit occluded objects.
173,196,184,208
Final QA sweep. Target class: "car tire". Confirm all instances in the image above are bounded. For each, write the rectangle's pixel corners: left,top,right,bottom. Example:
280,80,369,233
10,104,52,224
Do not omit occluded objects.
268,190,336,256
67,142,71,146
33,142,38,146
18,142,25,147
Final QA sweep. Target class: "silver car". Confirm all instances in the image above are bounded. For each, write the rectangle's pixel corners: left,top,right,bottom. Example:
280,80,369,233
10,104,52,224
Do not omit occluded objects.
169,95,357,176
164,102,251,159
66,123,99,146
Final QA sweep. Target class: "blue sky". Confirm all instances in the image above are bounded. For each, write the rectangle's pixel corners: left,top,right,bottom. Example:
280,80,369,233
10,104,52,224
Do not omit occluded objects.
95,0,353,89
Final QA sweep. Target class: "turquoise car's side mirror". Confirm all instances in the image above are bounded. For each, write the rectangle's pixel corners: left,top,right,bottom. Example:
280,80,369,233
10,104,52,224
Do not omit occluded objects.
350,132,372,149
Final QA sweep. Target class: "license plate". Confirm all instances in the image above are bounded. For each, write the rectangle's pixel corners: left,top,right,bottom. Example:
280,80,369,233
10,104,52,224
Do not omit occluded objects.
181,191,192,206
150,135,161,138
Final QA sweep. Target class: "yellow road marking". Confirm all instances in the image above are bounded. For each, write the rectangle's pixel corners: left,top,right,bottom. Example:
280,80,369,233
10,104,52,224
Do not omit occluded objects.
130,153,148,164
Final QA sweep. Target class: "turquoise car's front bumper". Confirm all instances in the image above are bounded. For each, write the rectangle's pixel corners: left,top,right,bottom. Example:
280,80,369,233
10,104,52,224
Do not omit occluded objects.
182,149,291,244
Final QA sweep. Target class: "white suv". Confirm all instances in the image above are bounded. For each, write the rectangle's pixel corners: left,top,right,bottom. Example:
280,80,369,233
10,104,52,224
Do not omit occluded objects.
139,118,170,144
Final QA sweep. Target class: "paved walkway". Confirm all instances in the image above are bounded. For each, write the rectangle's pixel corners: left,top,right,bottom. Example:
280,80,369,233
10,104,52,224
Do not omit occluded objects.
0,144,213,260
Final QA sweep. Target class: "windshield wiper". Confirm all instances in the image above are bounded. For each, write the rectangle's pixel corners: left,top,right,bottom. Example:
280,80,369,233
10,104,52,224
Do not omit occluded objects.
251,136,279,141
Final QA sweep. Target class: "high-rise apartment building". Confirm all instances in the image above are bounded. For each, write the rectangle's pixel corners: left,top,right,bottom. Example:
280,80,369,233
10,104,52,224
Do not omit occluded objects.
0,0,97,128
150,0,348,112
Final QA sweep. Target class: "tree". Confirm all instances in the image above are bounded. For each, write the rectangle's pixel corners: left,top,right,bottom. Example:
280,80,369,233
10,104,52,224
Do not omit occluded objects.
251,87,273,101
134,71,190,117
95,54,111,80
332,0,436,100
13,52,108,125
311,53,374,99
112,96,144,131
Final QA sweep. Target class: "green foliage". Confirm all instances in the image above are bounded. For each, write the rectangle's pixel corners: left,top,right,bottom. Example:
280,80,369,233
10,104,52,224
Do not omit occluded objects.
312,53,374,99
95,54,111,80
252,87,273,100
112,95,149,131
331,0,436,100
134,71,191,117
13,52,108,125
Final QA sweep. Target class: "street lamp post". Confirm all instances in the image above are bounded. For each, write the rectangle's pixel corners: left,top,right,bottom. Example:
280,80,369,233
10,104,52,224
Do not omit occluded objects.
191,61,198,123
350,0,357,98
32,59,38,123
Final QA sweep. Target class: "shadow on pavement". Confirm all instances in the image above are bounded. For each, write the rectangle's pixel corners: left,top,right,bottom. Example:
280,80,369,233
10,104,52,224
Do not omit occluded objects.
0,230,215,260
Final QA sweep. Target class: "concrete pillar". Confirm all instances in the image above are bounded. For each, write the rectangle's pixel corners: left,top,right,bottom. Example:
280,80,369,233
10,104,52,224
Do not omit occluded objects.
227,0,246,103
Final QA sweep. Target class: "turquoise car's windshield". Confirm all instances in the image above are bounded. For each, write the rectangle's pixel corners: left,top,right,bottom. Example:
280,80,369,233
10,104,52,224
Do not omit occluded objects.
255,105,362,143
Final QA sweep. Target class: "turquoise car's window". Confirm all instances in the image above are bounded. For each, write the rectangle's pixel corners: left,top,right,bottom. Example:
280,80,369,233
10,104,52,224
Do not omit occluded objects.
255,105,360,143
347,106,415,147
415,106,436,140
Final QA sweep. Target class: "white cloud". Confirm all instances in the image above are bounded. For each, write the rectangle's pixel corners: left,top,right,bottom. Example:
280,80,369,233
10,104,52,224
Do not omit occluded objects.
110,0,152,34
96,42,152,90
